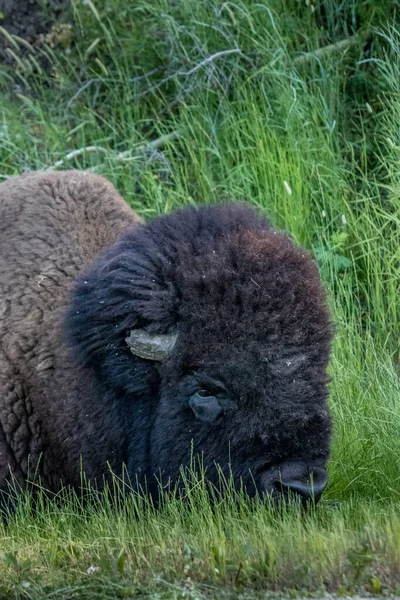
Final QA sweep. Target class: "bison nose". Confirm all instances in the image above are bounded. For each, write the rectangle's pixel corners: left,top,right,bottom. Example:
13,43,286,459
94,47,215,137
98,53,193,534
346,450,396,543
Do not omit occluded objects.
262,461,328,506
277,466,327,505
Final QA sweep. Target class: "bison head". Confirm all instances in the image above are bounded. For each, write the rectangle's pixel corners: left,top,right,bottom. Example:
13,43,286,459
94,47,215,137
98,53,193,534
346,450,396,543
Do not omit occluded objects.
66,203,332,505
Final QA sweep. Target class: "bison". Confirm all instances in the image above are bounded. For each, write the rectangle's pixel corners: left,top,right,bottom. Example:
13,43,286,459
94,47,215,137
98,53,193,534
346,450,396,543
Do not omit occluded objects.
0,170,333,507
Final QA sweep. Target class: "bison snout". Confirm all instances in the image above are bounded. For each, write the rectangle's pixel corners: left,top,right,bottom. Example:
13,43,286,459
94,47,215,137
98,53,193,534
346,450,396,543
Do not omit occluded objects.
261,461,328,506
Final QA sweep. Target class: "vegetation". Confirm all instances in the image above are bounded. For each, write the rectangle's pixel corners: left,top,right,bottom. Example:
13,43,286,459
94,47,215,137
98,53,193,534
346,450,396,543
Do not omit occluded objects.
0,0,399,597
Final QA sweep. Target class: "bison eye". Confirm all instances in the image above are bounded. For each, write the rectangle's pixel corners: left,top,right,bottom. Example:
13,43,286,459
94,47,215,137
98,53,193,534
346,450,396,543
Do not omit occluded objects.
188,391,222,423
196,388,214,398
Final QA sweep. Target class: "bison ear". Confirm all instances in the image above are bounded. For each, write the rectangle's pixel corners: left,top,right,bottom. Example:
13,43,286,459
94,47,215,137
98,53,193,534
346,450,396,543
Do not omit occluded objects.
125,330,178,362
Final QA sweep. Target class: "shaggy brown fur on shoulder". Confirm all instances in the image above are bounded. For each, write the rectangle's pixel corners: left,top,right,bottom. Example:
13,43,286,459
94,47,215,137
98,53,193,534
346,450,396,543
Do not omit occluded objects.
0,171,141,491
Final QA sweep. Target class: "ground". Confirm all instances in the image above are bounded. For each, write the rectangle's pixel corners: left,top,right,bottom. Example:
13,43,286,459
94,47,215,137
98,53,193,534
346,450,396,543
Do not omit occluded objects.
0,0,70,61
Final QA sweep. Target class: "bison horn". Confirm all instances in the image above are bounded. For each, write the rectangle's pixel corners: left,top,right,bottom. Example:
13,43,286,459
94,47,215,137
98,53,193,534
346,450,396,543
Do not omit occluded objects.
125,329,178,362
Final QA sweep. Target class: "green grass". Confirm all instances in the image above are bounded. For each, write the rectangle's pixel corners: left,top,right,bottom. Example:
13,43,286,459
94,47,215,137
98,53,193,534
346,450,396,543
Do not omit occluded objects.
0,0,400,596
1,485,400,598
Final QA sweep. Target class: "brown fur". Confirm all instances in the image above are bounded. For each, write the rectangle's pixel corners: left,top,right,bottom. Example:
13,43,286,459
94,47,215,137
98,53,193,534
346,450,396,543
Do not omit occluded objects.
0,170,141,489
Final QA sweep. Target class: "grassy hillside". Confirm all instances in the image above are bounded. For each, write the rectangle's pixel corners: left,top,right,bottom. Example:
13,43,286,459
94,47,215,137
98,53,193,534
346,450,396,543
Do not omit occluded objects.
0,0,399,597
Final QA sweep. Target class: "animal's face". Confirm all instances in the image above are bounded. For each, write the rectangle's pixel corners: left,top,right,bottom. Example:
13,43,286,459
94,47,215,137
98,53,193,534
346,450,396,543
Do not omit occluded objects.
67,203,333,504
142,227,332,503
148,317,331,504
